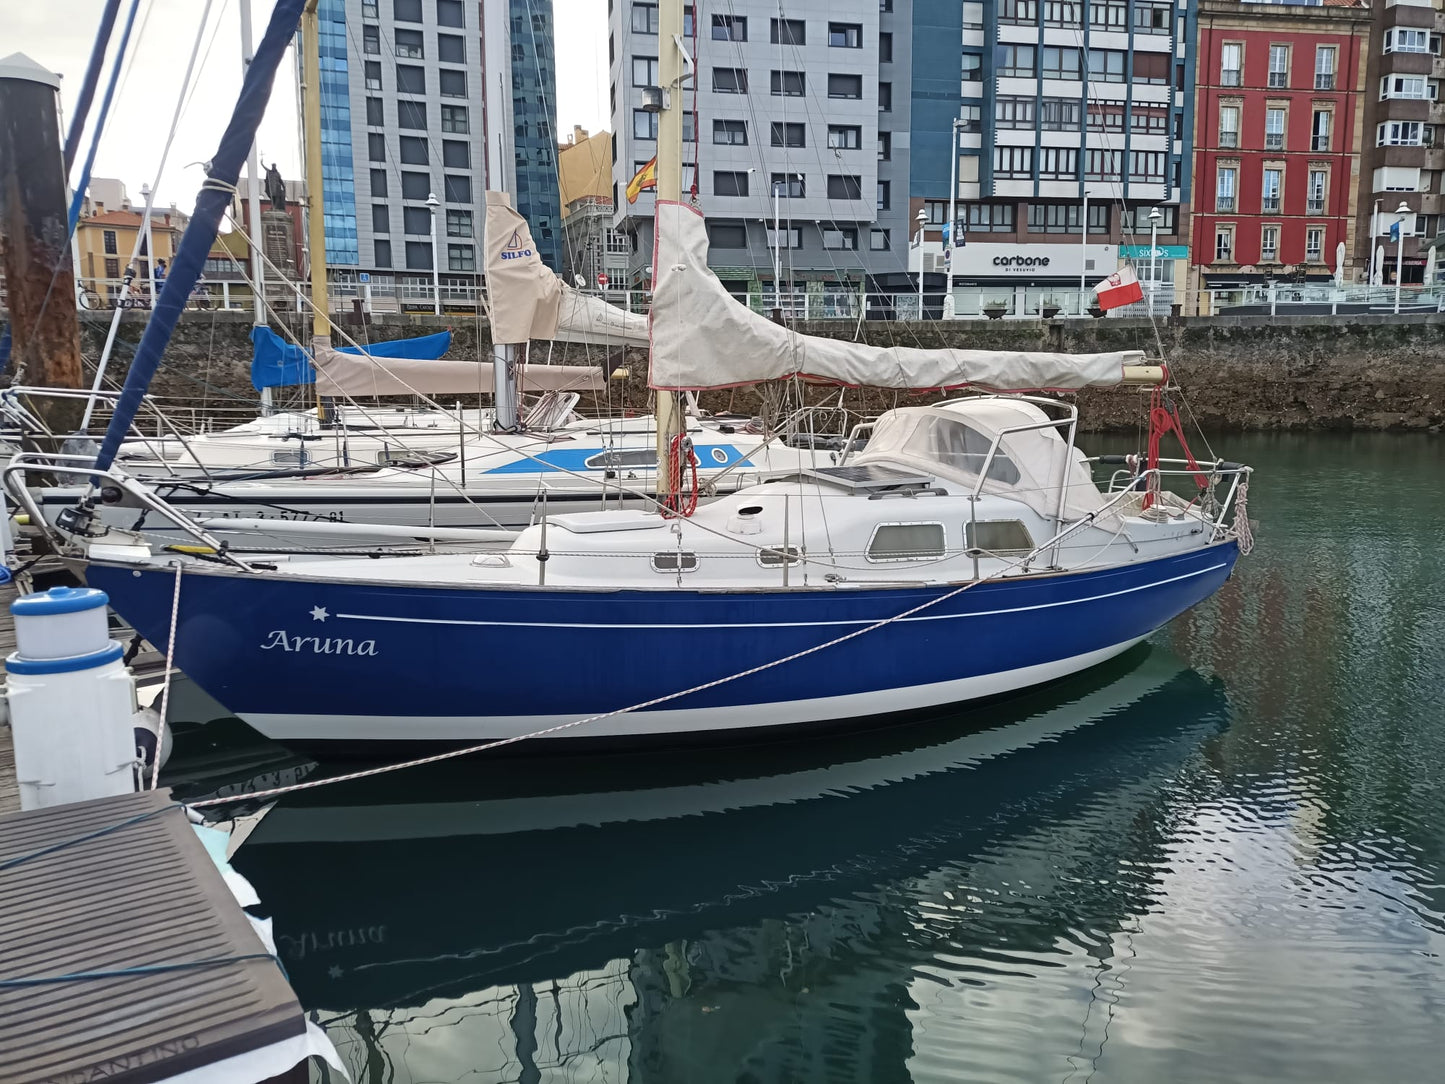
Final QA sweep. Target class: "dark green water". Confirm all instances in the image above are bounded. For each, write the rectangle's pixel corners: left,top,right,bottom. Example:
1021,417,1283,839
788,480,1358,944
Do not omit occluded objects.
178,432,1445,1083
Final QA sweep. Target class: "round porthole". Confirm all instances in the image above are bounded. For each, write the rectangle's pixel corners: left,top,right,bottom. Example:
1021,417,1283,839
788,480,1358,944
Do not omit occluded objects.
711,447,730,464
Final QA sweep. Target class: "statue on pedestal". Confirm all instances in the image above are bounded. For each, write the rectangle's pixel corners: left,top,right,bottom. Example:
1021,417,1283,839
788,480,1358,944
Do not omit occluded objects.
264,163,286,212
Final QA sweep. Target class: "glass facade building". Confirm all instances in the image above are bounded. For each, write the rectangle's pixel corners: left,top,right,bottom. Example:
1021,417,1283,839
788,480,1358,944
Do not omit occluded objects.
510,0,562,270
318,0,359,266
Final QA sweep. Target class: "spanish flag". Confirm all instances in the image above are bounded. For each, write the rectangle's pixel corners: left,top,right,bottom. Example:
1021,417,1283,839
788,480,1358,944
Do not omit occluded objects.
626,156,657,204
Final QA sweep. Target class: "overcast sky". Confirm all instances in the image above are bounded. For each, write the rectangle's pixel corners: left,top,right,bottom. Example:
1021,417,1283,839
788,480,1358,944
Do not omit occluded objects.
8,0,608,214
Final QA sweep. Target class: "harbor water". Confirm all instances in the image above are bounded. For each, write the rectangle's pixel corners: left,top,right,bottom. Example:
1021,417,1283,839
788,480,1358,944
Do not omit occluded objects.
166,431,1444,1083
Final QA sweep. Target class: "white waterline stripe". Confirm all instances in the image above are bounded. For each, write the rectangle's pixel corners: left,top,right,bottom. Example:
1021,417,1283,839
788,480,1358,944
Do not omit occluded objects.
332,562,1229,631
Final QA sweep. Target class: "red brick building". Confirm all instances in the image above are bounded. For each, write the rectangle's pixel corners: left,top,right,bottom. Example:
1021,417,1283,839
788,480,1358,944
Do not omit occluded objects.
1191,0,1372,310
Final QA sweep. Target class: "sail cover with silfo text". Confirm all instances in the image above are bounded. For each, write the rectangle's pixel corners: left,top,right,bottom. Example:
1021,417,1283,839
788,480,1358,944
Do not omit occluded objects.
648,201,1145,392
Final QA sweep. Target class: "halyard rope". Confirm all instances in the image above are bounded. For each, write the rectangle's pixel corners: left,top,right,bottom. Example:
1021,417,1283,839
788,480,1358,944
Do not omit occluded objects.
148,562,183,791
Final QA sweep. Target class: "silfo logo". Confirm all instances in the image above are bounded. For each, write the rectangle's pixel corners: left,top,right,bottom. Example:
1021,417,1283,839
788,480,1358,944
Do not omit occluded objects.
500,229,534,261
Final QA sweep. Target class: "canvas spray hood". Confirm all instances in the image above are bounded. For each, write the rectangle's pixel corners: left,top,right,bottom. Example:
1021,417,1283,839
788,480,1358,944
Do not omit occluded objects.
648,201,1147,392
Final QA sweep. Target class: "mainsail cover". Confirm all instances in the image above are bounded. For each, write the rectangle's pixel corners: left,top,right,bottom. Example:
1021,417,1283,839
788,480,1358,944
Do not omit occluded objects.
312,343,602,397
649,201,1145,391
250,326,452,390
484,191,648,348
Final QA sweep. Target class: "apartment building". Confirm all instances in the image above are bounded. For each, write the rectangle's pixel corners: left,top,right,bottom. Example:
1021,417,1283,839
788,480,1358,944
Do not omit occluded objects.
910,0,1194,316
608,0,896,302
1356,0,1445,284
1191,0,1371,309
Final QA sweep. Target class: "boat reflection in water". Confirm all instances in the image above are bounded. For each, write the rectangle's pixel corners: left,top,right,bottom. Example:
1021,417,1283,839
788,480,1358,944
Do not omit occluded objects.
219,647,1230,1083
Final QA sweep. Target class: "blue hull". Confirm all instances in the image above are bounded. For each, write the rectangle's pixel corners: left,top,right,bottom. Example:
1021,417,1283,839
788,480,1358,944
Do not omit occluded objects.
88,543,1237,745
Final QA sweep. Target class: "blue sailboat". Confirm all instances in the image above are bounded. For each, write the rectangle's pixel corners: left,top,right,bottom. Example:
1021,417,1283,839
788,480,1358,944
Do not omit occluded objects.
39,0,1252,754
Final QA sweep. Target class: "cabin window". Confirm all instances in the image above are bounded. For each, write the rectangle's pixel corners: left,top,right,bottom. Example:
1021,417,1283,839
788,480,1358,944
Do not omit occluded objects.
652,551,699,573
757,546,802,568
867,523,946,562
965,520,1035,556
585,449,658,470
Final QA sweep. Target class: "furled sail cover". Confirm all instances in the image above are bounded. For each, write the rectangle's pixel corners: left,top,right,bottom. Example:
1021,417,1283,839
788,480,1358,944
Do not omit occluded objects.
250,326,452,390
485,191,648,348
312,342,602,397
649,201,1144,391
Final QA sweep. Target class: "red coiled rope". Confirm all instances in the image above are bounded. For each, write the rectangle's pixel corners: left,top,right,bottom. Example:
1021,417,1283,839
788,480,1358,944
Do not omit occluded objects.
1143,365,1209,511
664,432,700,517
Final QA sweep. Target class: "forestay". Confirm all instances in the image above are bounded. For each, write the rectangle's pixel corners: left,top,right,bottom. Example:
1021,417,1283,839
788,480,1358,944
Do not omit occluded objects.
649,201,1145,392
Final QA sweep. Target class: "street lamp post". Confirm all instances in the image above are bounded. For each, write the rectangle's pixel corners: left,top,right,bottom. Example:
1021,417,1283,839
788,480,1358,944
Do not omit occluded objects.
1148,206,1164,315
915,209,927,318
1369,198,1382,289
1394,200,1411,315
426,191,441,316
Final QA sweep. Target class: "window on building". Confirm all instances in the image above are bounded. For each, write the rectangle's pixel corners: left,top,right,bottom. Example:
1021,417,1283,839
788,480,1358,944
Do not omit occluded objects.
827,124,861,149
1382,76,1436,100
395,28,423,58
1308,169,1327,215
447,244,475,272
1268,44,1290,88
1384,28,1439,55
960,105,981,133
713,171,749,196
363,25,380,55
880,31,893,63
1312,109,1332,151
1089,1,1126,29
828,73,861,99
442,140,469,168
683,113,696,142
771,18,804,45
1130,150,1165,182
440,104,467,132
995,146,1034,178
712,14,746,41
771,173,805,197
962,53,982,82
1131,105,1168,134
871,228,891,250
1087,102,1125,131
1315,46,1336,90
923,200,949,225
633,110,658,139
398,136,427,165
365,61,382,91
401,171,429,199
370,169,387,197
405,241,432,269
1085,148,1121,179
439,69,466,97
822,226,859,250
997,97,1036,128
708,221,747,248
631,3,658,34
1038,147,1078,179
436,0,464,27
879,130,893,157
375,239,392,267
1265,107,1286,150
772,122,805,147
362,0,377,15
446,208,472,237
1029,203,1087,233
1262,168,1282,212
393,0,421,20
713,119,747,145
632,56,658,87
104,256,120,279
1260,224,1280,262
438,34,465,64
1043,46,1083,80
828,22,862,48
877,181,891,210
1219,104,1240,148
879,81,893,110
999,45,1036,78
392,100,423,130
1215,225,1234,262
1089,50,1126,83
1000,0,1037,23
443,174,470,202
1121,205,1178,233
102,230,117,254
715,67,749,93
1040,97,1081,130
396,65,426,94
1306,227,1324,263
1221,42,1242,87
963,202,1015,232
828,174,863,200
368,133,386,161
766,226,803,250
1134,51,1169,84
1137,2,1171,33
1216,165,1237,212
1379,121,1425,146
372,204,390,234
403,206,430,234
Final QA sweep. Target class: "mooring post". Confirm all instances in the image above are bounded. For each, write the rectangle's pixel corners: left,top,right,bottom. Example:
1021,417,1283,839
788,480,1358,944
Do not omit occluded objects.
0,54,85,436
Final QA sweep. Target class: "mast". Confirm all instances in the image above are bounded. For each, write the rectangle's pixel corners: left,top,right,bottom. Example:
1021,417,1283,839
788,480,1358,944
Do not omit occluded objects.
654,0,686,499
300,0,330,347
240,0,272,415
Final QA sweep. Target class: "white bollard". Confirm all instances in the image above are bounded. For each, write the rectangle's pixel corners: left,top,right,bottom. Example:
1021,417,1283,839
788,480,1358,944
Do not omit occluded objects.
6,586,139,810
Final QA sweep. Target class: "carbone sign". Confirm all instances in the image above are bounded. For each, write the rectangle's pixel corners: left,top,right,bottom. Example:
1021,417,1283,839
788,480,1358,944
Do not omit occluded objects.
992,255,1050,269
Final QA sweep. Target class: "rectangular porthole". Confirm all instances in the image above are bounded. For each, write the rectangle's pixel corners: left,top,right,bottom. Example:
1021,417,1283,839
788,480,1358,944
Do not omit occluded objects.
965,520,1035,556
866,523,946,562
758,546,802,568
652,552,699,573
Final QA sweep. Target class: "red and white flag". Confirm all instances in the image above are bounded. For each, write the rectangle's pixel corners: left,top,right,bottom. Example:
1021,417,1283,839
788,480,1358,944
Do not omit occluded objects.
1093,266,1144,310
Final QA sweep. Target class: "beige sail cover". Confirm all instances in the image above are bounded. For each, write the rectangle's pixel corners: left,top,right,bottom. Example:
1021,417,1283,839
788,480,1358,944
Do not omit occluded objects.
313,343,602,397
649,201,1144,391
485,191,648,347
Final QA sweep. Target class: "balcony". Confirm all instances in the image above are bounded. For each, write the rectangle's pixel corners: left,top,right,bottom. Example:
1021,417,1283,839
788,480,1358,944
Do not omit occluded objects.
1307,199,1325,214
1221,69,1241,87
1219,132,1239,148
1261,248,1279,262
1215,247,1234,264
1265,133,1284,150
1315,73,1335,90
1262,197,1281,212
1312,136,1331,151
1268,72,1288,88
1216,196,1236,212
1306,248,1324,263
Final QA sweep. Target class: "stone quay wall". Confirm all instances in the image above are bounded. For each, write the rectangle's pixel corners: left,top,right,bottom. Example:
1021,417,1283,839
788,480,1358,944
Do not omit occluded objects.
52,309,1445,434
